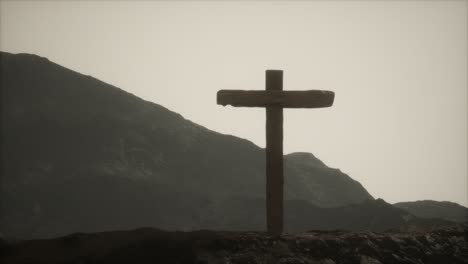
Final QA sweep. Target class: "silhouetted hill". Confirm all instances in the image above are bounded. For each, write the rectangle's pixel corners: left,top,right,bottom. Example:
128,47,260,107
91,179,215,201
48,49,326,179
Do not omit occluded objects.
394,200,468,223
200,197,457,233
0,51,374,238
1,52,457,240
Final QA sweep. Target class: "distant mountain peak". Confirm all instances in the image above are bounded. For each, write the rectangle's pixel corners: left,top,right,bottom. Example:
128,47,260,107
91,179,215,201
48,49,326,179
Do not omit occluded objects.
1,51,50,63
394,200,468,223
285,152,326,167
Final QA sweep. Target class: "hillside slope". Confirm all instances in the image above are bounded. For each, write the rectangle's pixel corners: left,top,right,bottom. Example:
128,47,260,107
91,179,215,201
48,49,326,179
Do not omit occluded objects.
0,52,375,238
394,200,468,223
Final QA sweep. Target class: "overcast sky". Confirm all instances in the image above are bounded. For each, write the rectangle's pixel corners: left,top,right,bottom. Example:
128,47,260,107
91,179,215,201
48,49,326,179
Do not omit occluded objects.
1,0,467,206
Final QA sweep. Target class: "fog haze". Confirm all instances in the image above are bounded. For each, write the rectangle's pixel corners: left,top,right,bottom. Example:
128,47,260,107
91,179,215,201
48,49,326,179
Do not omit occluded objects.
1,0,466,206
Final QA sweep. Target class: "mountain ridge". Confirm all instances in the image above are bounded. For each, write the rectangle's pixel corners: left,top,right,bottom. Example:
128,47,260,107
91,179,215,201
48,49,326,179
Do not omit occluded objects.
394,200,468,223
2,51,458,240
1,50,372,204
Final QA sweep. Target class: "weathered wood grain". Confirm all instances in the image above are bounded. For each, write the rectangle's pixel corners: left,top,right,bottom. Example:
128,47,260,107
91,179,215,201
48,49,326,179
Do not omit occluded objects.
265,70,283,236
217,90,335,108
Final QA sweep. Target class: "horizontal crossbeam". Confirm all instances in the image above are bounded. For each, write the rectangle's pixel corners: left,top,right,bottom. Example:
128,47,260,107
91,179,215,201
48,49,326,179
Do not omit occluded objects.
217,90,335,108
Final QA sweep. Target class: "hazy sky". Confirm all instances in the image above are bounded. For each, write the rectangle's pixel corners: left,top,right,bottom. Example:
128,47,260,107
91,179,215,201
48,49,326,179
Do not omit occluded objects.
1,0,467,206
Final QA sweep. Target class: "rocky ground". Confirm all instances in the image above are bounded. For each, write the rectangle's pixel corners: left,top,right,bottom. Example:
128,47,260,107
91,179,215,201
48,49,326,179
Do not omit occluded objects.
1,226,467,264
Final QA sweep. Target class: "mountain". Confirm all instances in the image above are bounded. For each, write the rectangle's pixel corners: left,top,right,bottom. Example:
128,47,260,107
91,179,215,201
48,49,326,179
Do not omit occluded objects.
394,200,468,223
3,51,457,240
0,51,374,238
0,51,372,204
201,197,457,233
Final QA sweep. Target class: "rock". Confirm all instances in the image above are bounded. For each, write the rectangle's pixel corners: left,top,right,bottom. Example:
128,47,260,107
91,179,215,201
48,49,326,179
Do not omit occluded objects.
360,255,382,264
1,227,467,264
319,259,336,264
271,241,291,257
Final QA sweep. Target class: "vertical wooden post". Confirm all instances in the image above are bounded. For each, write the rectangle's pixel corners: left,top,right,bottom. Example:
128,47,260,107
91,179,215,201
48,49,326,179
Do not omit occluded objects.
265,70,283,235
217,70,334,235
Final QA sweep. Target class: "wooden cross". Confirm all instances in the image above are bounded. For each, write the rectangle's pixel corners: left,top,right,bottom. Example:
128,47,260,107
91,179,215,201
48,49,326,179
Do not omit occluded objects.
217,70,335,235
